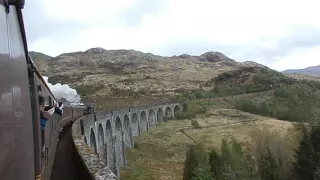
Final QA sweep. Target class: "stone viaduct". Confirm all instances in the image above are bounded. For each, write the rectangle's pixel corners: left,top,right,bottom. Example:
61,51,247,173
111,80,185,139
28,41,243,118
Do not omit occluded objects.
72,102,183,179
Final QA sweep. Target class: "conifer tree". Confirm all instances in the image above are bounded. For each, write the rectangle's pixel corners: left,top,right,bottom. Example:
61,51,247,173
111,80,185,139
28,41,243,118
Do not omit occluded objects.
293,125,320,180
221,139,232,172
183,145,199,180
220,139,246,179
209,149,222,178
230,141,246,179
194,143,209,166
183,144,209,180
258,145,278,180
244,153,256,178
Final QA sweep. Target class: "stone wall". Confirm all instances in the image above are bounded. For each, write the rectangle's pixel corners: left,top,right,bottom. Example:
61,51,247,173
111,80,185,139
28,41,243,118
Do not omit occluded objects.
71,102,182,178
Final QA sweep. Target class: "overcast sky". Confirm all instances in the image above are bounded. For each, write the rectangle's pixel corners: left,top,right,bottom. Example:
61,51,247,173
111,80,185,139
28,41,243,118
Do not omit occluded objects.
23,0,320,71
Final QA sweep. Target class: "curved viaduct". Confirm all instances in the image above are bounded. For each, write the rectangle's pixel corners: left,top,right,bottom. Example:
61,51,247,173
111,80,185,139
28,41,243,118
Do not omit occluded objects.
72,102,182,179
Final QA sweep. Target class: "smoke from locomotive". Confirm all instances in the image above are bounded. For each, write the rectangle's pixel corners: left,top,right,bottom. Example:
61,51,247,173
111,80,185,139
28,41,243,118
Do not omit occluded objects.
43,76,81,104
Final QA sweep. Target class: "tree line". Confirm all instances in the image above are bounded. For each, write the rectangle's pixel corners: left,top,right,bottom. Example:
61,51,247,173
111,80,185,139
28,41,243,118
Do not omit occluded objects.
183,124,320,180
236,83,320,123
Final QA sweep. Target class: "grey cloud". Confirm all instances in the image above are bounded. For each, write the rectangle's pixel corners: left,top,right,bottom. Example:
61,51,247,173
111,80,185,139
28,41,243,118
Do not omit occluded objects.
285,25,320,48
23,0,86,44
158,25,320,66
158,38,235,57
120,0,169,26
24,0,168,47
22,0,320,67
238,25,320,64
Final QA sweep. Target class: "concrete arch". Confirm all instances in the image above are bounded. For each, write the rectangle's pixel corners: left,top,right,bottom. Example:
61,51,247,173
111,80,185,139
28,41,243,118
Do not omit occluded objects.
165,107,173,121
97,124,107,164
90,128,97,154
140,111,147,132
157,108,164,123
131,113,140,136
123,115,133,148
105,120,114,170
148,109,156,127
174,105,181,119
80,119,84,135
115,117,124,168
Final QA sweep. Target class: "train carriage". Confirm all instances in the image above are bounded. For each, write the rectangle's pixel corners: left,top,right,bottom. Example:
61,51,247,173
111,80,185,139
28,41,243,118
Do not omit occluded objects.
0,1,93,180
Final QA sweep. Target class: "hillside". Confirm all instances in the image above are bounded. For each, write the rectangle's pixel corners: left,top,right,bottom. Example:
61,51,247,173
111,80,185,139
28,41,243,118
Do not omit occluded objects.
282,65,320,76
205,66,295,87
178,66,297,103
285,73,320,81
175,63,320,123
30,48,264,109
121,63,320,179
30,51,52,74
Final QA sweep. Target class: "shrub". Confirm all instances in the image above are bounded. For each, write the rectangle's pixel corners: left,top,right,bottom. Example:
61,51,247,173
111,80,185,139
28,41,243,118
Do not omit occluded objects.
183,100,214,118
75,83,105,96
191,120,200,129
191,167,212,180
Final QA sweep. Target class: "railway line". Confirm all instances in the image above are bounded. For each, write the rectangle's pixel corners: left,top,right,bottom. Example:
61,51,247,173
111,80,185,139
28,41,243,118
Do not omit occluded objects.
51,125,92,180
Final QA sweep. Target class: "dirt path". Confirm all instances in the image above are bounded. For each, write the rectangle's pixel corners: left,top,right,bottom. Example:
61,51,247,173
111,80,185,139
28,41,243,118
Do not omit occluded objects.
50,126,92,180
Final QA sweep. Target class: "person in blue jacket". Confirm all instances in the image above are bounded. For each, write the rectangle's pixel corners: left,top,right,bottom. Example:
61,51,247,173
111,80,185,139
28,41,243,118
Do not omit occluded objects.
38,95,55,153
38,95,54,131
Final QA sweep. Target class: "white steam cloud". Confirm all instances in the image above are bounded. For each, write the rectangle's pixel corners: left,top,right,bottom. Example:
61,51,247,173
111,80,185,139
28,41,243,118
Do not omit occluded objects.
43,76,81,104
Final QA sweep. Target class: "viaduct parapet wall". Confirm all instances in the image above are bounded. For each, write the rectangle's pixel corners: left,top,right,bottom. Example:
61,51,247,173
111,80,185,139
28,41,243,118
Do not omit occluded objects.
72,102,182,179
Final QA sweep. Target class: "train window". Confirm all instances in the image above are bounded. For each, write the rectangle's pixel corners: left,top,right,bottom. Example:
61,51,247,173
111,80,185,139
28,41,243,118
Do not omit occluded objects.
48,96,52,106
37,85,41,92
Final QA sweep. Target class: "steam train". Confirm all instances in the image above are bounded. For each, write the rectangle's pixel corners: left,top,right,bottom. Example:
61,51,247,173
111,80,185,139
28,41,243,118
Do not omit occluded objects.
0,1,93,180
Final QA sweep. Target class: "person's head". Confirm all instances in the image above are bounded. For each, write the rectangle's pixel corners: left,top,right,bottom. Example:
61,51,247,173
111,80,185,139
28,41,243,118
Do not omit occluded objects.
42,105,55,119
58,102,64,109
38,95,45,111
44,106,54,111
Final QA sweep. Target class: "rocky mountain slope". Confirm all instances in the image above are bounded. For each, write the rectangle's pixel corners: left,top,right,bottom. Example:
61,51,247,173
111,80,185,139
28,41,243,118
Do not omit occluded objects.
30,48,266,109
282,65,320,76
285,73,320,82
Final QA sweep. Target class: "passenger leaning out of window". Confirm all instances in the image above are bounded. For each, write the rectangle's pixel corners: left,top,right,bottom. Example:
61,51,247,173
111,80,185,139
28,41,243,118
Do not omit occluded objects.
38,95,55,153
54,101,64,115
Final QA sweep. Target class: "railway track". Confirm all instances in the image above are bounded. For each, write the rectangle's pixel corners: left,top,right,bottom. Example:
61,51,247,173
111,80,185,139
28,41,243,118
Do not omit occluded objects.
50,126,92,180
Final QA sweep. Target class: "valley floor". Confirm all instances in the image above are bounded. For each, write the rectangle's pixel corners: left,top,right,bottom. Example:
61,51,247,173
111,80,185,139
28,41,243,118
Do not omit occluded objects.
120,108,294,180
